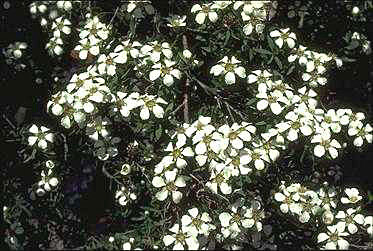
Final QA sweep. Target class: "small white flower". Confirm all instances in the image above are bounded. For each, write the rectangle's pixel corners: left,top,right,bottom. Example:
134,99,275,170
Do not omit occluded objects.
163,223,199,250
317,222,350,250
181,208,214,237
138,95,168,120
311,131,341,159
152,169,186,203
256,90,289,115
205,163,232,195
210,56,246,85
335,208,365,234
166,15,187,28
348,123,372,147
28,124,54,149
149,59,181,86
341,188,362,204
191,3,219,25
141,41,173,62
269,28,297,49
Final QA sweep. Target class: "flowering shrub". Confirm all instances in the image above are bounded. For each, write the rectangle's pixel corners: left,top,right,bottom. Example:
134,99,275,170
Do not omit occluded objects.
2,0,373,250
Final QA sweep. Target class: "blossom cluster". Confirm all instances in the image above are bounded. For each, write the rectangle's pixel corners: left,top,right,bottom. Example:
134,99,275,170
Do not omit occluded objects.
2,42,28,71
29,1,76,56
274,182,372,249
35,160,59,196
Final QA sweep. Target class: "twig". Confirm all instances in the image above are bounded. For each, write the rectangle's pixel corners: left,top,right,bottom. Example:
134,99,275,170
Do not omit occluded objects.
60,133,68,161
2,114,16,130
109,7,120,28
182,34,190,123
170,100,187,115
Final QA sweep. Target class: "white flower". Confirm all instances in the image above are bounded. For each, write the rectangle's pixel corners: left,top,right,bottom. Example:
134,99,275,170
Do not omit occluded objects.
248,147,270,170
341,188,362,204
149,59,181,86
138,95,168,120
74,37,100,60
317,222,350,250
163,142,194,169
115,186,137,206
185,116,214,138
210,56,246,85
218,122,255,150
46,37,64,56
335,208,365,234
113,39,142,63
256,90,289,115
191,3,219,25
56,1,72,11
225,149,252,176
311,131,341,159
141,41,173,62
28,124,54,149
86,116,111,141
38,169,58,192
152,169,186,203
167,15,187,28
163,223,199,250
181,208,214,237
205,163,232,195
244,200,265,231
348,123,373,147
80,16,109,41
97,53,118,76
364,216,373,236
274,189,302,215
247,69,272,84
51,17,71,37
269,28,297,49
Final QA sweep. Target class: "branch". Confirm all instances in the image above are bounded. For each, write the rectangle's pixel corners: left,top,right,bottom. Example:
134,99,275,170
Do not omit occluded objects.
182,34,190,123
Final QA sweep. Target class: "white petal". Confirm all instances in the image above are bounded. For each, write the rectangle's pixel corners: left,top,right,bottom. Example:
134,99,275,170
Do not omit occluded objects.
29,124,39,134
329,147,339,159
172,191,183,203
317,233,329,243
225,72,236,85
257,99,268,110
140,107,150,120
163,235,175,246
156,189,168,201
83,102,94,113
152,176,166,187
195,142,207,155
314,145,325,157
38,139,48,149
153,105,164,118
255,159,265,170
208,12,218,22
270,102,282,115
210,65,224,76
219,212,232,227
28,136,38,146
149,70,161,81
195,13,206,24
163,74,174,86
275,38,283,48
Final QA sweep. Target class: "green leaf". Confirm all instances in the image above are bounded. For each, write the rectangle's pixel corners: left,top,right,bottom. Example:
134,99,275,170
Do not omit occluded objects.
246,98,257,106
155,125,162,140
274,57,282,69
267,35,276,51
286,65,295,76
254,48,272,55
256,121,266,126
223,30,231,47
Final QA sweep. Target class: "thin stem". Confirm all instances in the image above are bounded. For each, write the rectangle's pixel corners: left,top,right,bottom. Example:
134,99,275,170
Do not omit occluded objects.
182,34,190,123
